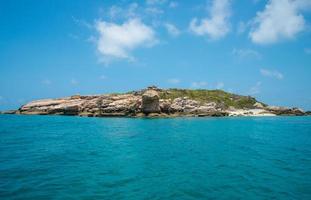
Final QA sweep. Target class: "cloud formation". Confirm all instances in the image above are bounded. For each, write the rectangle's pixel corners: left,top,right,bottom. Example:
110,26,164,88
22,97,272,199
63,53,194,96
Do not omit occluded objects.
250,0,310,44
189,0,231,40
260,69,284,80
249,81,261,95
232,48,261,59
169,1,178,8
164,23,180,37
191,81,208,88
168,78,180,84
95,18,157,61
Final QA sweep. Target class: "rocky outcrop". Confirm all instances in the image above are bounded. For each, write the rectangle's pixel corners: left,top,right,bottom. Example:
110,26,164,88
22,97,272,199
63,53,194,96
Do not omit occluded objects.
141,89,160,114
266,106,305,116
18,94,141,117
7,86,308,117
1,110,16,114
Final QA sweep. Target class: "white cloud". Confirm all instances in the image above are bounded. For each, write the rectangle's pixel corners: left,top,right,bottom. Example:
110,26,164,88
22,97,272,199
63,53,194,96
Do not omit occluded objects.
260,68,284,80
294,0,311,10
169,1,178,8
232,48,261,59
249,81,261,95
189,0,231,40
168,78,181,84
216,82,224,89
249,0,310,44
95,18,157,62
191,81,208,88
164,23,180,37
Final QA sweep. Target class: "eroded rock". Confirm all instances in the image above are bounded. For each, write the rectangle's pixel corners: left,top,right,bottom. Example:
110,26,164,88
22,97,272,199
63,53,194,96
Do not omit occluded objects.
141,90,160,114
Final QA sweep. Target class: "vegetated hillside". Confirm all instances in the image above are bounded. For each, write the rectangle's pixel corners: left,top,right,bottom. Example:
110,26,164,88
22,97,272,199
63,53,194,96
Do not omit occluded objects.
4,86,307,117
158,88,264,109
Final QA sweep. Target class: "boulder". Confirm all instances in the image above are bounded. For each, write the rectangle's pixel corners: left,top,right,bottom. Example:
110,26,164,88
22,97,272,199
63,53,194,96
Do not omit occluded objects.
141,89,160,114
159,99,171,113
253,102,265,109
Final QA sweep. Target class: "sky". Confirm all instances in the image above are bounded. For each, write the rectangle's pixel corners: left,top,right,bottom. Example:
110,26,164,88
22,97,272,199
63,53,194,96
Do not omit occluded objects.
0,0,311,111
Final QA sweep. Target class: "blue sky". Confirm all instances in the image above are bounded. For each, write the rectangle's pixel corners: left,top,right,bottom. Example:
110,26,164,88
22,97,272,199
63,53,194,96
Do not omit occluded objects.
0,0,311,110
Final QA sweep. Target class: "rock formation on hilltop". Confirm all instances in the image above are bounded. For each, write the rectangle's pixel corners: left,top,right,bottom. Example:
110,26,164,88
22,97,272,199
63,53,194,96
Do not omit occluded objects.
7,86,309,117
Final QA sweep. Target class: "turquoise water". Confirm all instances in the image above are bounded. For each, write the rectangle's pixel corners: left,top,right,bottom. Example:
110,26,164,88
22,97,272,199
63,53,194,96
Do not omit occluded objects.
0,115,311,199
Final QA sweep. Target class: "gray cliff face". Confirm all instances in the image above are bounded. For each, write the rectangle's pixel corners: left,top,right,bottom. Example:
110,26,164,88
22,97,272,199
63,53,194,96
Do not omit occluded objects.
11,87,308,117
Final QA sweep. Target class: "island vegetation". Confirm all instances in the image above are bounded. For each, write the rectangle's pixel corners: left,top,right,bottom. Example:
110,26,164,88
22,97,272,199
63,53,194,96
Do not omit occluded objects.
1,86,309,117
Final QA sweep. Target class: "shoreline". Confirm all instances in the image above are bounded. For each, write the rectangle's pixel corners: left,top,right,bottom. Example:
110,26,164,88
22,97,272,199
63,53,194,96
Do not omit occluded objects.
1,112,310,118
2,86,310,118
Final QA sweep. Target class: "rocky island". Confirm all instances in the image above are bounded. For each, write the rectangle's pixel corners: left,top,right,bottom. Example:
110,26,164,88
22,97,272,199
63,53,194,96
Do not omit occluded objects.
4,86,309,117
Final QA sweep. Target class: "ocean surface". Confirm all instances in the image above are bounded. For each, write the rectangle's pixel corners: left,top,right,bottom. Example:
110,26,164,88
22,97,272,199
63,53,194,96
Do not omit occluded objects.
0,115,311,200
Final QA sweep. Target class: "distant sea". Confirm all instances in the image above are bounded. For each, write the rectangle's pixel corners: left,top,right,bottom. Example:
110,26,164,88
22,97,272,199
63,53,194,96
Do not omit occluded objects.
0,115,311,199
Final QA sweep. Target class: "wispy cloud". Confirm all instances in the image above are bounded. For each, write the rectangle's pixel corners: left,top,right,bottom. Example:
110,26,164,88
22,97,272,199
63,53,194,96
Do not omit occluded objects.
107,3,139,20
70,78,79,85
191,81,208,88
305,48,311,55
232,48,261,59
189,0,231,40
72,16,93,29
42,79,52,85
164,23,180,37
95,18,157,62
145,7,164,15
260,68,284,80
169,1,178,8
167,78,181,84
249,0,310,44
146,0,167,5
249,81,261,95
215,82,224,89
